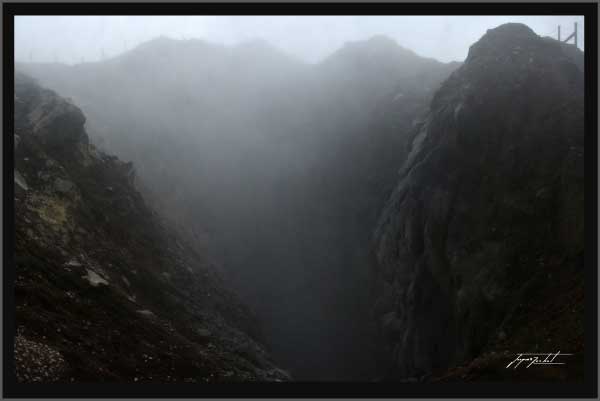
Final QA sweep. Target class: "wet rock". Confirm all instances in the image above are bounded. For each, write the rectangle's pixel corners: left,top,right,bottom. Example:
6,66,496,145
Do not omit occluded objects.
81,269,109,287
14,170,28,191
53,178,75,194
64,258,82,267
37,171,52,182
381,311,403,341
136,309,156,319
195,328,212,340
264,367,292,381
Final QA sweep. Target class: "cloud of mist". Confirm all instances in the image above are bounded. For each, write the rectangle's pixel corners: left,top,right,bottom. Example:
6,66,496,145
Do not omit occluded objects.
15,15,584,65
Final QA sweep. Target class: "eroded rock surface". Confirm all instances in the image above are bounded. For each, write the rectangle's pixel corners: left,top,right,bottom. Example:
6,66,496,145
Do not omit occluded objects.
372,23,584,380
14,73,289,382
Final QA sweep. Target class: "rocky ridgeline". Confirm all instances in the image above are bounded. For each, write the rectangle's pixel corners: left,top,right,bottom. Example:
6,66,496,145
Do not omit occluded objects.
372,23,584,381
13,72,289,382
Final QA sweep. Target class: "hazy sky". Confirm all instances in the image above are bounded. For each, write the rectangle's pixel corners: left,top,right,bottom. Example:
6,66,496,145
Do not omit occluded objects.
15,15,584,65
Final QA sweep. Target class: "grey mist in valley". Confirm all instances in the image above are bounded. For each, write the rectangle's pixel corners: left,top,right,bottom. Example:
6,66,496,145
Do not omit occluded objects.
13,15,585,384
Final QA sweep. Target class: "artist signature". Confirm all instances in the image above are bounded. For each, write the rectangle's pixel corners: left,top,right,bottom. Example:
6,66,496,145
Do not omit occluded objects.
506,351,572,369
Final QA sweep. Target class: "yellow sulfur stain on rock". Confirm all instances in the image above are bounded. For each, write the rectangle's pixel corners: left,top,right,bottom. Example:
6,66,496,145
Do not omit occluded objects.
30,194,69,228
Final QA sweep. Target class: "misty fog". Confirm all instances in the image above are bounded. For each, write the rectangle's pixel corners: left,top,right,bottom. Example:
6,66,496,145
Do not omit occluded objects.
16,15,584,65
15,15,585,381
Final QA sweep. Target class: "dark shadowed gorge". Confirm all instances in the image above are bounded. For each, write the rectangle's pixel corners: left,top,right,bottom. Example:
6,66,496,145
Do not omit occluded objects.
14,22,585,382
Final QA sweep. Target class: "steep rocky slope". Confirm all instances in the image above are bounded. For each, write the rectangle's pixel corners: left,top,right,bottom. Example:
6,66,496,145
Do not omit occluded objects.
13,72,289,382
372,23,584,381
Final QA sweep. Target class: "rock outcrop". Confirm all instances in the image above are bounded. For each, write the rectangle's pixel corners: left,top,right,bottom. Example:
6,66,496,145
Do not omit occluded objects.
14,72,289,382
372,23,584,380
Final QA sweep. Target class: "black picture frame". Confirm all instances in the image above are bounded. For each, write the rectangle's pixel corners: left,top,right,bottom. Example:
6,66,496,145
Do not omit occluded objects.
3,2,597,398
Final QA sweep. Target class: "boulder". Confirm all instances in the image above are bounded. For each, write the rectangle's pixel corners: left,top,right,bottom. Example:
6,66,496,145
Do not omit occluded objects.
53,178,75,194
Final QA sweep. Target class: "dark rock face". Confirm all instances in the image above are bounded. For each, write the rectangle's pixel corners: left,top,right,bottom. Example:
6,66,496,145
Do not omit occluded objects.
15,74,88,157
372,23,584,379
14,73,289,382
